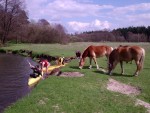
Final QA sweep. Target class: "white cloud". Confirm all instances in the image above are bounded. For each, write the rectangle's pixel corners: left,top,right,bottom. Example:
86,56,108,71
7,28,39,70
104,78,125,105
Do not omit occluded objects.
105,3,150,28
124,13,150,27
26,0,113,20
45,0,113,20
25,0,150,32
25,0,48,20
68,19,111,32
111,3,150,15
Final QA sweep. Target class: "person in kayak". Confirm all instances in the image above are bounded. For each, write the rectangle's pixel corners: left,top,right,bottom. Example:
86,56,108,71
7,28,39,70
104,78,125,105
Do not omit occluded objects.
30,65,43,78
39,59,50,75
27,60,43,78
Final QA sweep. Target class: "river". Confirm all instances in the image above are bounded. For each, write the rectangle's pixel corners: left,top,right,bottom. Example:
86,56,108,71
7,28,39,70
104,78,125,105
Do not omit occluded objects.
0,53,35,113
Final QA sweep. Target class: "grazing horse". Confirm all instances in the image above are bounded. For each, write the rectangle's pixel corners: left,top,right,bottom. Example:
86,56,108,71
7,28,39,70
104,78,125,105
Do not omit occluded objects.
75,51,82,59
79,45,113,69
108,45,145,76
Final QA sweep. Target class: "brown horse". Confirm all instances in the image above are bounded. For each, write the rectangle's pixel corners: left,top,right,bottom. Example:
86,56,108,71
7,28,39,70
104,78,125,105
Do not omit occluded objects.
108,45,145,76
79,45,113,69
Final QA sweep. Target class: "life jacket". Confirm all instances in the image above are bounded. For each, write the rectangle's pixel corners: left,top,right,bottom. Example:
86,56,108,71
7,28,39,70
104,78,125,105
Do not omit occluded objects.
40,60,50,67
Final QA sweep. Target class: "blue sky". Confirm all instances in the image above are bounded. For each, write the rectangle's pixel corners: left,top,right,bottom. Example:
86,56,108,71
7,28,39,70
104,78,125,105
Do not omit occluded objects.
26,0,150,33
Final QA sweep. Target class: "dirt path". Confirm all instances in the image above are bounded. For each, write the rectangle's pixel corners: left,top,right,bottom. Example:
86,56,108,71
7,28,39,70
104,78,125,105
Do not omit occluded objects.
107,78,141,95
136,99,150,113
107,78,150,112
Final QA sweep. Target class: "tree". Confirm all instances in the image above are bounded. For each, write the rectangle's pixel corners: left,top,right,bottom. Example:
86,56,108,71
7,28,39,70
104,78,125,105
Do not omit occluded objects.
146,26,150,42
0,0,28,44
38,19,50,26
54,24,69,44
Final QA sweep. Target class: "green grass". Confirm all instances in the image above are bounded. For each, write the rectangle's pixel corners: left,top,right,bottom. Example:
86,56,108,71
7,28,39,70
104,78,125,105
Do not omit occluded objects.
2,42,150,113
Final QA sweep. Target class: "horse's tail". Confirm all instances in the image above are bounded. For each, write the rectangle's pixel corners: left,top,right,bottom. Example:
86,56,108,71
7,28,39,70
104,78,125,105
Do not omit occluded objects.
139,48,145,70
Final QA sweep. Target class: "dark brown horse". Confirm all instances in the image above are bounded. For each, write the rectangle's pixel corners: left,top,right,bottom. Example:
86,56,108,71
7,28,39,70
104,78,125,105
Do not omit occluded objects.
75,51,82,59
79,45,113,69
108,45,145,76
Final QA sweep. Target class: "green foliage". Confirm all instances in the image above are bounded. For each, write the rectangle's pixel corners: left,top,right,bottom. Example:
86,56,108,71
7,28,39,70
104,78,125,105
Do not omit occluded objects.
0,48,6,53
74,26,150,42
12,50,20,54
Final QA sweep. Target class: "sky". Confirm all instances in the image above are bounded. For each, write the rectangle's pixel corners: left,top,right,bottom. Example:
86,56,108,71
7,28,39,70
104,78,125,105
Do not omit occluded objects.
25,0,150,33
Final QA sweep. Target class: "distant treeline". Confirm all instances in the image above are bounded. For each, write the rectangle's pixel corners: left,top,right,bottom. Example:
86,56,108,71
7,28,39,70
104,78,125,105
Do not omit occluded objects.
71,26,150,42
0,0,150,45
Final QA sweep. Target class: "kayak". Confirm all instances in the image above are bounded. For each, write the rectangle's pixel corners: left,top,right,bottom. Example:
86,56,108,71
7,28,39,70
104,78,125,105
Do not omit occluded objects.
28,64,66,87
28,75,42,87
42,64,65,72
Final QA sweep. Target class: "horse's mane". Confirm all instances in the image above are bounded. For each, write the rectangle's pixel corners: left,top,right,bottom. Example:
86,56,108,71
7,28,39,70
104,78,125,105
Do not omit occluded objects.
81,46,90,58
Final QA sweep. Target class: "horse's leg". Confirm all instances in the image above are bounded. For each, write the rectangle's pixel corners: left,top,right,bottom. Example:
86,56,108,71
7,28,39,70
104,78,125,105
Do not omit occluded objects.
134,60,140,76
120,61,124,75
108,61,118,75
93,57,99,69
89,57,92,69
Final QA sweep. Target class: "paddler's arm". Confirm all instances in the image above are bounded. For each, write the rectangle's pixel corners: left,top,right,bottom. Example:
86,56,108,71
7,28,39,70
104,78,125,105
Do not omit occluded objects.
27,60,35,68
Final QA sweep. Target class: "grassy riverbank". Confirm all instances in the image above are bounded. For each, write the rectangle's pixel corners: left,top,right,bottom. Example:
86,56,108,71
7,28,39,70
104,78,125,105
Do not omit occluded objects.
2,42,150,113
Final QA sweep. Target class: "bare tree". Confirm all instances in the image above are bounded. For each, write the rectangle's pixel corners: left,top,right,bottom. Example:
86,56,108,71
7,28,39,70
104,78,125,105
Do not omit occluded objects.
0,0,28,44
38,19,50,26
54,24,69,44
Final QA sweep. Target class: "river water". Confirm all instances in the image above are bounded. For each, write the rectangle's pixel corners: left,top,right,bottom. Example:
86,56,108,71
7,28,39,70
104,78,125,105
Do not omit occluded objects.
0,54,35,113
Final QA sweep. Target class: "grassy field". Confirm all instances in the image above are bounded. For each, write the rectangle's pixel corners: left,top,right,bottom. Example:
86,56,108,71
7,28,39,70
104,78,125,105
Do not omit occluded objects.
2,42,150,113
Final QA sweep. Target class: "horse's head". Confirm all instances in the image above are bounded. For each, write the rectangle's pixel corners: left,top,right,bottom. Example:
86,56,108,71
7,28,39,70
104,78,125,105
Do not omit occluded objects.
79,58,85,69
107,49,118,75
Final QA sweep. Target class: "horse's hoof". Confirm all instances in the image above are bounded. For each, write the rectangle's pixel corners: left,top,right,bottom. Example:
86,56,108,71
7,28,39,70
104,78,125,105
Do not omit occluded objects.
107,72,112,75
134,74,138,77
134,72,139,76
97,67,101,70
96,68,99,70
101,69,107,73
79,67,82,69
41,76,45,80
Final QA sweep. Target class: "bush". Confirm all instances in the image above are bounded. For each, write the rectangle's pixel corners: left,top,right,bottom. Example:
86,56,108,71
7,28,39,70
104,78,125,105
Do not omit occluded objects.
0,49,6,53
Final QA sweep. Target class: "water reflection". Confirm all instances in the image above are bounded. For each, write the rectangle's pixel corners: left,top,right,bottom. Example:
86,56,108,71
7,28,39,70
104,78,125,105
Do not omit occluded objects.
0,54,33,113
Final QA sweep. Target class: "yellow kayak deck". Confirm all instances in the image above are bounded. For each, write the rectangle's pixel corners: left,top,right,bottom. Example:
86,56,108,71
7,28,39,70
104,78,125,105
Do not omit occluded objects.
42,64,65,72
28,64,65,87
28,75,42,87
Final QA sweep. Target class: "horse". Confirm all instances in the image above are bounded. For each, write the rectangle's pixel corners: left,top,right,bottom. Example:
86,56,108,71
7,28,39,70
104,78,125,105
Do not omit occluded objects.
108,45,145,76
75,50,82,59
79,45,113,69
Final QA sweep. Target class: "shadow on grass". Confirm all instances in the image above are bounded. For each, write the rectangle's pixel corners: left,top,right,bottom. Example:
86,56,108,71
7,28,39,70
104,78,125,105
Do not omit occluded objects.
69,66,91,69
144,67,150,69
69,66,79,69
93,70,134,77
93,70,106,75
110,73,134,77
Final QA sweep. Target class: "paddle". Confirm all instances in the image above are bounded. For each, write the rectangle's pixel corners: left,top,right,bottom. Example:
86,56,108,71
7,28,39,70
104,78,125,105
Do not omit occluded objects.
27,60,32,67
